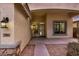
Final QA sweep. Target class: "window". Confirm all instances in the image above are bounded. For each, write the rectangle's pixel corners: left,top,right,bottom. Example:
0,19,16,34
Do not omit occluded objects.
53,21,67,35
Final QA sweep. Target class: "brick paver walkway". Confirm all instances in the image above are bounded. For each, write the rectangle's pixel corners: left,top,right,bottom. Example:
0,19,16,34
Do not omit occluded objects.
21,38,78,56
34,44,49,56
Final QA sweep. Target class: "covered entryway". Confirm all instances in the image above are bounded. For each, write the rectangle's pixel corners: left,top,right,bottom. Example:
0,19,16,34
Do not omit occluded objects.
30,8,79,39
20,3,79,56
31,21,46,37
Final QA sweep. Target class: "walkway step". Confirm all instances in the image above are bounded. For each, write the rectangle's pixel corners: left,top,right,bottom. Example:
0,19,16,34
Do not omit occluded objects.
34,44,49,56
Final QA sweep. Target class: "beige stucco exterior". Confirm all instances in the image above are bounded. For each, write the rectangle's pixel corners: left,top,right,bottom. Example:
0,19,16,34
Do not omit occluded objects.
73,22,77,28
0,3,31,52
14,4,31,51
28,3,79,11
0,3,15,45
46,13,73,38
31,13,73,38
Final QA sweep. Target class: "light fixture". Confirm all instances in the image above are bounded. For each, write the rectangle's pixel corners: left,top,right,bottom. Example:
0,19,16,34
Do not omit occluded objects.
0,17,9,28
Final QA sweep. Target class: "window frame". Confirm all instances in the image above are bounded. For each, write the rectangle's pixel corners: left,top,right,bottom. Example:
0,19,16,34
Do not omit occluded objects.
53,21,67,35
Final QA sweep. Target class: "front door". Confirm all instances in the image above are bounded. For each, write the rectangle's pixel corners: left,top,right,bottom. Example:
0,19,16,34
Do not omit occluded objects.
31,22,45,37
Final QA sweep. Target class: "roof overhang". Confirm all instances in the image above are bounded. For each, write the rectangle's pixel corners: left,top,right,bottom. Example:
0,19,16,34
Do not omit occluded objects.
21,3,32,19
28,3,79,11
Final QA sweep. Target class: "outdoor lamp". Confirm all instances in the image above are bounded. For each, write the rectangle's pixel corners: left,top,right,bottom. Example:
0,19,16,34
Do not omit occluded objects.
0,17,9,28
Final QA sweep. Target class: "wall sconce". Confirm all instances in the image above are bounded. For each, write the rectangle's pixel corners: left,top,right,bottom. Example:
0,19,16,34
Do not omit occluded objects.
0,17,9,28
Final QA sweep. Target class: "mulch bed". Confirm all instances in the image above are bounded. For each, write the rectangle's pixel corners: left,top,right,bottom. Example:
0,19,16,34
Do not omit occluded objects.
20,44,35,56
46,44,67,56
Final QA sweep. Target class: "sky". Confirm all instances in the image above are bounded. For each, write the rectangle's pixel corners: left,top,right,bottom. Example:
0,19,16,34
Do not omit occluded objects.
73,15,79,21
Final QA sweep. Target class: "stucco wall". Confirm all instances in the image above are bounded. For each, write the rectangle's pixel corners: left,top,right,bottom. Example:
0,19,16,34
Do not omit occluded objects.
46,13,73,38
73,22,77,28
0,3,15,45
14,4,31,51
28,3,79,11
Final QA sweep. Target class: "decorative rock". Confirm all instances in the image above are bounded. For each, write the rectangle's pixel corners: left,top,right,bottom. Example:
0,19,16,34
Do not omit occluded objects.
0,46,20,56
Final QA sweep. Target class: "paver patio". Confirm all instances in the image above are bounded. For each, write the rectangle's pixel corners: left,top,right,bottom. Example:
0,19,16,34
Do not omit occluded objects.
34,44,49,56
21,44,35,56
21,38,78,56
46,44,67,56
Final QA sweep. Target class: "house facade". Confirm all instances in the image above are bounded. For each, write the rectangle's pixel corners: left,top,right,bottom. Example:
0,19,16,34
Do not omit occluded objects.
0,3,31,52
31,12,73,38
0,3,79,54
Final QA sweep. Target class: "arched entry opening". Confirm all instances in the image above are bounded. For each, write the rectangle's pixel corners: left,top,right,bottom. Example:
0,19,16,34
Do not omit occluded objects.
31,11,46,38
30,9,79,39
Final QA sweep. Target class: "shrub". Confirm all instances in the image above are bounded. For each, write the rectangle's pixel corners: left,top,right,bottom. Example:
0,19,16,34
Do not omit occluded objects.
67,42,79,56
